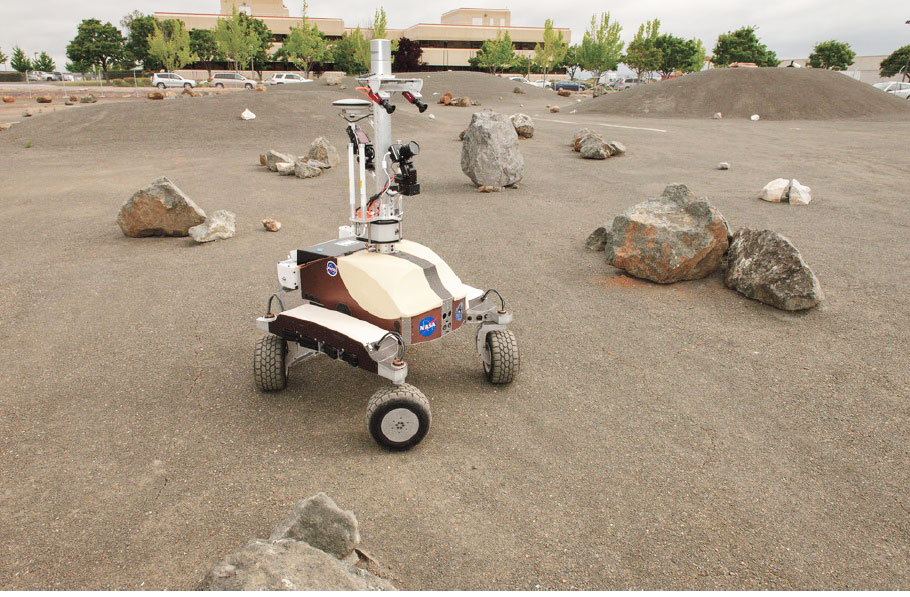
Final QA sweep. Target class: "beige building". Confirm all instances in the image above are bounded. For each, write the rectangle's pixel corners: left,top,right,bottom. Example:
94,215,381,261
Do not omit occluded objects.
155,3,570,69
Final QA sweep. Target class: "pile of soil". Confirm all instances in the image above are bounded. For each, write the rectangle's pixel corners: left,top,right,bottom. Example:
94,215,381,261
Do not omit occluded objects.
576,68,910,120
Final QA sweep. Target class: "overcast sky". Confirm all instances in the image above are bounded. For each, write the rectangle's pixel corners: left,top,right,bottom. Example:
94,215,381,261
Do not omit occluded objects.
1,0,907,71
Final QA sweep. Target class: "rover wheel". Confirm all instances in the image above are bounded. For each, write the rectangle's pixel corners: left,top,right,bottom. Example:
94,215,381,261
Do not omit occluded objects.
483,330,520,384
254,334,287,391
367,384,431,450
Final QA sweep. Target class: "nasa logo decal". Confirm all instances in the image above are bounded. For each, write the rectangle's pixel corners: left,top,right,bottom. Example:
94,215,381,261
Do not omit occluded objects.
455,303,464,322
326,261,338,277
418,316,437,337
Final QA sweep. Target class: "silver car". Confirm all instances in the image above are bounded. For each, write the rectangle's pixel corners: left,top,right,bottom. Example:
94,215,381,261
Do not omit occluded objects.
152,72,197,89
209,72,256,89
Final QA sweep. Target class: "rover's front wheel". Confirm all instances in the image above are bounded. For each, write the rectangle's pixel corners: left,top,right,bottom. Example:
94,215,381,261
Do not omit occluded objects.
483,329,520,384
367,384,431,450
254,334,287,391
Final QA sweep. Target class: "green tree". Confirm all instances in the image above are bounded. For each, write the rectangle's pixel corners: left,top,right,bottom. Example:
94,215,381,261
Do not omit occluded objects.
688,38,706,73
808,40,855,71
240,12,273,79
122,14,160,69
190,29,221,77
66,19,124,76
10,46,32,72
533,19,568,82
509,54,536,78
654,34,704,78
471,31,515,75
0,47,8,69
879,45,910,80
280,19,328,79
332,27,370,75
392,37,423,71
214,7,257,72
562,44,581,79
579,13,623,85
34,51,55,72
712,26,778,67
65,60,91,75
148,19,194,73
371,7,388,39
624,19,662,81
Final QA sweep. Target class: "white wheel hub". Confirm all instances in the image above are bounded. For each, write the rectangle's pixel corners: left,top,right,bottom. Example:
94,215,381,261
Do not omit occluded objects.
380,408,420,442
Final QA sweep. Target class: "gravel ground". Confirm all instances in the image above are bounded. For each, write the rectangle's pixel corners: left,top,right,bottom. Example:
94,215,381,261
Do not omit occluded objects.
0,73,908,590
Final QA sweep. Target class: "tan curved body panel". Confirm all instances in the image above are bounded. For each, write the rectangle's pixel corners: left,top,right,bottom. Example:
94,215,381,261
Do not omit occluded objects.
337,239,466,319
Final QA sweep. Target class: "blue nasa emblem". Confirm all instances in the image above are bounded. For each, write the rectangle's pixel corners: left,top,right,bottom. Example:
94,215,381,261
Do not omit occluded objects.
418,316,437,337
455,303,464,322
326,261,338,277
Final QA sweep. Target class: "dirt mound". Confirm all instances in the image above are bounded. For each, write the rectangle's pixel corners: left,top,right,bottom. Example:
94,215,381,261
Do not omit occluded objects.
576,68,910,120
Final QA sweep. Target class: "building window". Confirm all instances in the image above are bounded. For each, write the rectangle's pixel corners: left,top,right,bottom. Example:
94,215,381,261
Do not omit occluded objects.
500,18,505,26
472,17,481,25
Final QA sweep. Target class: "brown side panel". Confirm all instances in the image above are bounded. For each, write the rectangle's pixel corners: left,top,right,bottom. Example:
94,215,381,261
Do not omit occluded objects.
269,314,378,374
410,306,443,343
298,257,401,334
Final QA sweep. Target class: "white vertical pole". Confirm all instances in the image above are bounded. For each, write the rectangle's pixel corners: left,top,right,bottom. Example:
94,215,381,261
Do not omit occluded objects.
347,141,355,221
371,39,392,197
358,142,367,217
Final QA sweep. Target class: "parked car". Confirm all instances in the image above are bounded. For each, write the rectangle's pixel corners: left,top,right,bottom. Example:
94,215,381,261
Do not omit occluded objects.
151,72,197,89
873,81,910,100
553,80,586,91
611,78,641,90
209,72,256,89
267,73,313,85
26,71,44,82
530,79,553,89
509,76,530,85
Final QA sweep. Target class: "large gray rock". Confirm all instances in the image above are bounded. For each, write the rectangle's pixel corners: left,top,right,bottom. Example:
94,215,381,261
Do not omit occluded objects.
295,161,323,179
189,210,236,243
724,228,823,311
117,177,206,238
270,492,360,560
580,134,609,159
572,128,594,151
266,150,297,172
199,539,393,591
603,184,730,284
510,113,534,139
460,109,523,188
308,137,339,168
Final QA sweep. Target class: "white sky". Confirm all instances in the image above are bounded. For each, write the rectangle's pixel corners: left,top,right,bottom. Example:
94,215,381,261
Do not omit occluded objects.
0,0,907,71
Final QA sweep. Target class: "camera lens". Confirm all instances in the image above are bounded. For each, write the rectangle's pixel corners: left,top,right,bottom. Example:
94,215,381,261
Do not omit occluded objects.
400,141,420,160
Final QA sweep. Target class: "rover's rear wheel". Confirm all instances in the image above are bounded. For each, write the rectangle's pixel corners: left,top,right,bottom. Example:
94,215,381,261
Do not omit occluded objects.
367,384,431,450
483,329,520,384
254,334,287,391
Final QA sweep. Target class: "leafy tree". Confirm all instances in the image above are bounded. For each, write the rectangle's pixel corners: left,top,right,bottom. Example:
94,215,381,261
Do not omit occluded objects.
579,13,623,85
472,31,515,75
190,29,221,77
10,46,32,72
34,51,55,72
371,7,387,39
712,26,777,67
624,19,662,81
280,19,328,78
808,40,855,71
120,10,144,32
0,47,7,69
654,34,705,78
240,12,273,79
392,37,423,71
533,19,568,81
688,38,706,73
148,19,194,73
122,14,160,69
332,27,370,75
214,7,257,72
880,45,910,80
562,44,581,79
509,54,538,78
65,60,91,75
66,19,124,75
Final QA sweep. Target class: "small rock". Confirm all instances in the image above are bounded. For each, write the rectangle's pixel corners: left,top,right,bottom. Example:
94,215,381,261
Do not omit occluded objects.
510,113,534,139
477,185,502,193
717,162,730,170
36,95,52,104
586,226,608,251
117,177,206,238
262,218,281,232
79,94,97,104
549,105,560,113
68,96,78,103
0,122,12,132
428,114,435,120
308,137,339,168
712,112,722,119
724,228,823,310
750,114,760,121
189,210,236,243
304,159,331,170
147,91,165,100
572,128,593,151
241,108,256,120
295,161,323,179
270,493,360,560
557,89,571,97
182,87,200,97
266,150,297,172
606,141,625,156
2,96,15,103
453,97,470,107
759,178,790,203
513,86,526,94
255,85,266,92
276,162,295,176
259,154,267,166
324,74,342,86
580,134,608,159
22,110,32,117
64,99,75,106
787,179,812,205
439,92,453,105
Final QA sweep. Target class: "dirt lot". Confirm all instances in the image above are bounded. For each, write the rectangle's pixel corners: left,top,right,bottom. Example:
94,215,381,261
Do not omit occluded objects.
1,73,908,590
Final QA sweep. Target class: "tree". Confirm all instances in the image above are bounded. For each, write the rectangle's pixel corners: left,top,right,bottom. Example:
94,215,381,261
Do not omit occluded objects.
712,26,777,67
122,14,160,69
688,38,707,73
190,29,221,77
214,7,257,72
562,45,581,80
66,19,124,75
578,13,623,85
240,12,273,79
624,19,662,81
34,51,55,72
332,27,370,75
120,10,144,32
654,34,704,78
510,54,538,78
533,19,568,81
880,45,910,80
808,40,855,71
471,31,515,75
392,37,423,71
371,7,387,39
280,19,328,79
10,46,31,72
66,60,91,75
0,47,7,69
148,19,194,73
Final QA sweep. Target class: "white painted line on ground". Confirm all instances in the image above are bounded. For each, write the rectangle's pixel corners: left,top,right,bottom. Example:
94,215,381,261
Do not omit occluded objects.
536,117,667,133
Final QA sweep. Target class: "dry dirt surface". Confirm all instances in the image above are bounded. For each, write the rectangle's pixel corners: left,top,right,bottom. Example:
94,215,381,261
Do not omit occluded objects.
1,72,909,590
577,68,910,120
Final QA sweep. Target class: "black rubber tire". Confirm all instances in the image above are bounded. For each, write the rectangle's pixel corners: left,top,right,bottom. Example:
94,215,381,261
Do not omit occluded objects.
254,335,287,391
367,384,431,450
156,82,166,89
245,83,253,90
483,329,520,384
215,83,224,88
183,83,192,89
